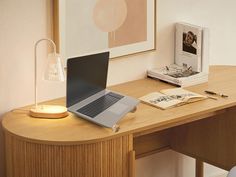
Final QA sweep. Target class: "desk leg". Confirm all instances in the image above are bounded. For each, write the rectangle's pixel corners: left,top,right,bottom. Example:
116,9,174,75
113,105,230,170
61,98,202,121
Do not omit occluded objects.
129,151,136,177
196,160,204,177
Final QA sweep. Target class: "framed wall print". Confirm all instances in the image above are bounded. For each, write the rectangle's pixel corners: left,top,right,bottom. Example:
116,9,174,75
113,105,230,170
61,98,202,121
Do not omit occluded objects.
53,0,156,60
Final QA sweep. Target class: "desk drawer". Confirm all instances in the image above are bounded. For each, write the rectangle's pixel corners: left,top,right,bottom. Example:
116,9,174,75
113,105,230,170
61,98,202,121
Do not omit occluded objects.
133,129,171,158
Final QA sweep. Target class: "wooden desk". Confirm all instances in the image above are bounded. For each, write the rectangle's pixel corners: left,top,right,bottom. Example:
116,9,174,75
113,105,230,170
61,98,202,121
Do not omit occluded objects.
2,66,236,177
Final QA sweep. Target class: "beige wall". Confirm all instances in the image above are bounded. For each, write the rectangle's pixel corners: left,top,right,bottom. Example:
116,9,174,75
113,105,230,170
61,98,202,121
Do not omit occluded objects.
1,0,236,177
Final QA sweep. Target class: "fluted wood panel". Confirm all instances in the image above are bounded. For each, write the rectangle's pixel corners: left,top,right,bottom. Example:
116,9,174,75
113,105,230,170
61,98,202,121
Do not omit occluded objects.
5,133,133,177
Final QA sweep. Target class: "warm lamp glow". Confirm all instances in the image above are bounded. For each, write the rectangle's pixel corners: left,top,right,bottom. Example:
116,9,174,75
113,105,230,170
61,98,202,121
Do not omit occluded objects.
43,105,67,113
30,105,68,119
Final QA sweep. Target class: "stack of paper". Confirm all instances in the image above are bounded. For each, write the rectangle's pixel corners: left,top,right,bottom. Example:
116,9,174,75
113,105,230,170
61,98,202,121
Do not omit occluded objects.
147,65,208,87
147,22,210,87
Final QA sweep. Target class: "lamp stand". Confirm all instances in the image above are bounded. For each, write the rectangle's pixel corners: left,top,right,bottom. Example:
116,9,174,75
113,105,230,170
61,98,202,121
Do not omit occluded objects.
30,105,68,119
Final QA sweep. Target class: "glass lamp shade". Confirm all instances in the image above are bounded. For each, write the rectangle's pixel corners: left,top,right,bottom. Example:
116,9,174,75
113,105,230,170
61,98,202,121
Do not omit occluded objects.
44,53,65,82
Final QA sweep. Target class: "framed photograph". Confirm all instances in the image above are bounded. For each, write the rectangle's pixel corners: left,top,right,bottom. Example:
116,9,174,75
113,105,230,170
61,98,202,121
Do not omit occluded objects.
55,0,156,60
175,23,203,72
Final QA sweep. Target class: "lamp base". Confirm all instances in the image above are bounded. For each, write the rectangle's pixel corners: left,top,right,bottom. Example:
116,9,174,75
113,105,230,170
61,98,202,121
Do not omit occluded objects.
30,105,68,119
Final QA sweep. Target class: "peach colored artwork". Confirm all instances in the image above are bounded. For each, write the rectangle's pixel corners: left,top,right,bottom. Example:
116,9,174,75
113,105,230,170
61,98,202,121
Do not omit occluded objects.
58,0,155,59
93,0,148,48
93,0,128,32
109,0,147,48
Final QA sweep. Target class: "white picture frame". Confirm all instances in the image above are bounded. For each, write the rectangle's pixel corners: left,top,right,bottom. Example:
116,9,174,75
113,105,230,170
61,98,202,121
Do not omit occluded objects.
56,0,156,61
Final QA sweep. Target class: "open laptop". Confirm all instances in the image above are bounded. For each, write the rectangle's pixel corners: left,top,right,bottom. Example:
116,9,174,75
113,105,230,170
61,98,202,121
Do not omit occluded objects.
66,52,139,128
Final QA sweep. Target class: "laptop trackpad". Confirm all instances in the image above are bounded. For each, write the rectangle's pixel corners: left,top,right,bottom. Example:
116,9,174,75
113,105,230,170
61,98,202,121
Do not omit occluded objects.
108,103,128,115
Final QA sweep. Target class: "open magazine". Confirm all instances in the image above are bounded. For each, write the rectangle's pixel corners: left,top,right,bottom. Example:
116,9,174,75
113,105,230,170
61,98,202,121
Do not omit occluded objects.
139,88,207,109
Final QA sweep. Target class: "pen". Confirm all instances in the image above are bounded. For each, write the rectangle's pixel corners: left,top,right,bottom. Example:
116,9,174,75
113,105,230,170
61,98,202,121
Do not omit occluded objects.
205,90,228,98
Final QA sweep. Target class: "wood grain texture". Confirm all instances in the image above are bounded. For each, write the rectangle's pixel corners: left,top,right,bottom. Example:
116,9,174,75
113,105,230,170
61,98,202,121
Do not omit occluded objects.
5,133,133,177
171,106,236,170
129,151,136,177
52,0,60,52
134,129,171,158
196,160,204,177
29,105,68,119
2,66,236,145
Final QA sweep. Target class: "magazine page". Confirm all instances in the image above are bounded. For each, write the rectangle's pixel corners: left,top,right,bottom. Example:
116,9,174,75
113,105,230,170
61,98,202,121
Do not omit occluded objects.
147,64,208,87
160,88,207,102
139,92,183,109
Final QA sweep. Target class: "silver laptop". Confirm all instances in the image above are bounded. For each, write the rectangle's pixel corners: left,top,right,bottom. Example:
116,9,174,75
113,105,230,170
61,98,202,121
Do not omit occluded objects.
66,52,139,128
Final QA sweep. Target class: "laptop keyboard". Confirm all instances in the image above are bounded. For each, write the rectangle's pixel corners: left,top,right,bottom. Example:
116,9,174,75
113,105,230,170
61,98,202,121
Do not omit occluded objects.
77,92,124,118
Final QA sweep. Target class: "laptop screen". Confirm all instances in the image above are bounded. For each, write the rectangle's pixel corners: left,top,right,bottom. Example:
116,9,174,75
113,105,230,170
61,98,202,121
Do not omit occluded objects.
66,52,109,107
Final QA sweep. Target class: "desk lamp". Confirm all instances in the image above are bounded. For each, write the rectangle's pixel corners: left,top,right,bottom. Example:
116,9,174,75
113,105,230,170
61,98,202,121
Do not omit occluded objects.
29,38,68,119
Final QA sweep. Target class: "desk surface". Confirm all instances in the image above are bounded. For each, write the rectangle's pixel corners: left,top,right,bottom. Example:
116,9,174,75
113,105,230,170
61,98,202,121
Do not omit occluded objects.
2,66,236,144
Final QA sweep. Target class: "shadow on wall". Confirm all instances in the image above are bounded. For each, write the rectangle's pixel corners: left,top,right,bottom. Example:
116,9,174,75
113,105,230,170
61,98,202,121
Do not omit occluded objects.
0,118,6,177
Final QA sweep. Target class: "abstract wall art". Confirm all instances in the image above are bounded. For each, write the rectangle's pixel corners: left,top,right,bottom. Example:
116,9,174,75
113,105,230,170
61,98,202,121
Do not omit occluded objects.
57,0,156,60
